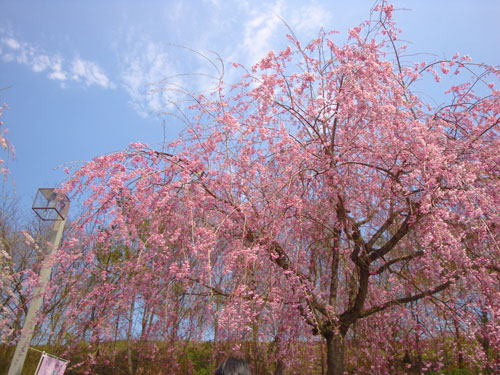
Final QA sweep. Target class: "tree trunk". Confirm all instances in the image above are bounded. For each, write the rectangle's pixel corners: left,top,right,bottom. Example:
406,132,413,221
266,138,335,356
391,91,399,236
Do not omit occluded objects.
127,297,135,375
325,331,345,375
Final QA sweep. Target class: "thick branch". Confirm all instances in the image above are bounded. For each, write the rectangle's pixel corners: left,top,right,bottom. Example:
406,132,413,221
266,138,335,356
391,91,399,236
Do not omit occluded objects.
359,279,454,319
328,238,340,308
366,210,402,250
336,195,366,263
374,250,424,275
368,205,419,263
340,260,370,328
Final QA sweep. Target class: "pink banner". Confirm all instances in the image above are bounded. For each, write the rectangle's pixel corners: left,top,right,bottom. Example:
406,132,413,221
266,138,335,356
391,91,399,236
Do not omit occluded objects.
36,353,68,375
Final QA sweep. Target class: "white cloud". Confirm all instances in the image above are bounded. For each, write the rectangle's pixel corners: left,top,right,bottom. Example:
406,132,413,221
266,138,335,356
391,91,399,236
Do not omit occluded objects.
231,1,331,67
290,3,332,34
70,57,113,88
108,0,332,118
3,37,20,50
31,54,51,72
119,36,221,118
48,70,66,81
114,0,333,118
0,1,333,118
121,38,181,117
241,0,284,65
0,33,114,89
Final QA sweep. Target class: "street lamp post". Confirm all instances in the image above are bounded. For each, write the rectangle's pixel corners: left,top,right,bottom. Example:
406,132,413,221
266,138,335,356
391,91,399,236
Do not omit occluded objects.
8,188,70,375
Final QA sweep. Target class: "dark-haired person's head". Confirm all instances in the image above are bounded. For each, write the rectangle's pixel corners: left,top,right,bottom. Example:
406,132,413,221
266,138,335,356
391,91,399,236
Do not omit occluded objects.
215,356,251,375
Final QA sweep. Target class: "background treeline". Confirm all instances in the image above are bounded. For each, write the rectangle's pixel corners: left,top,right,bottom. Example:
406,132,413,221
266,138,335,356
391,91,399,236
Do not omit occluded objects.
0,339,497,374
0,340,497,375
0,203,498,375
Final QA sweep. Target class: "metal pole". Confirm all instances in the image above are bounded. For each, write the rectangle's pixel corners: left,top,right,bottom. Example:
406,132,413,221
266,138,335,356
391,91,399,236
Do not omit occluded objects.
7,218,66,375
33,351,46,375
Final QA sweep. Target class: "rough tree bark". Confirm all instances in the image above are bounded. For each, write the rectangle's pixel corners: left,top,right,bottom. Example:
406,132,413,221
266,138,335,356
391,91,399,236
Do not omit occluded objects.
325,331,345,375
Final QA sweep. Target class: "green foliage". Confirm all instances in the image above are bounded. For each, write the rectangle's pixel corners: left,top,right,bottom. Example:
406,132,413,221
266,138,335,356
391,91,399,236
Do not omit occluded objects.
0,341,497,374
0,344,60,375
179,341,213,375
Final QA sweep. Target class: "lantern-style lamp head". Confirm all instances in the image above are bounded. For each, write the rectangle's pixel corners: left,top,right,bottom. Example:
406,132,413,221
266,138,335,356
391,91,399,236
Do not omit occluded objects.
32,188,70,221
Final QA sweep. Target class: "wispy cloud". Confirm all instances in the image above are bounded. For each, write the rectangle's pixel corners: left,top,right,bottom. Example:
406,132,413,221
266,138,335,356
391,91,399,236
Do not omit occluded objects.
241,0,284,65
1,1,331,119
118,0,333,117
228,1,332,67
0,33,114,89
120,34,222,118
289,3,332,35
120,38,182,117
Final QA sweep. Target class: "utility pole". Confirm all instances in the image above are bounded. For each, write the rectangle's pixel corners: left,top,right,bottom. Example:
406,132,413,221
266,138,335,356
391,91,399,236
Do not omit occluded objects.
8,189,69,375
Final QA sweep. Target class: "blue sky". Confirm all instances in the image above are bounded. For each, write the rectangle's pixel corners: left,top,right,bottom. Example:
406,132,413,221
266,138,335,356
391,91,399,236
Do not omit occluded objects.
1,0,499,217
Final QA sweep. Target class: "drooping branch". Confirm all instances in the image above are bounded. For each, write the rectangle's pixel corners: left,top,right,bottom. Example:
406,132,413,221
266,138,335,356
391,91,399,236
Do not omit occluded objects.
185,277,229,298
244,229,330,322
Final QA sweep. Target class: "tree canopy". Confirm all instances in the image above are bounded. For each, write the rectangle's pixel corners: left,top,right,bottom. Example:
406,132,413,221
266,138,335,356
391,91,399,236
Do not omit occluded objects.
4,4,500,375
